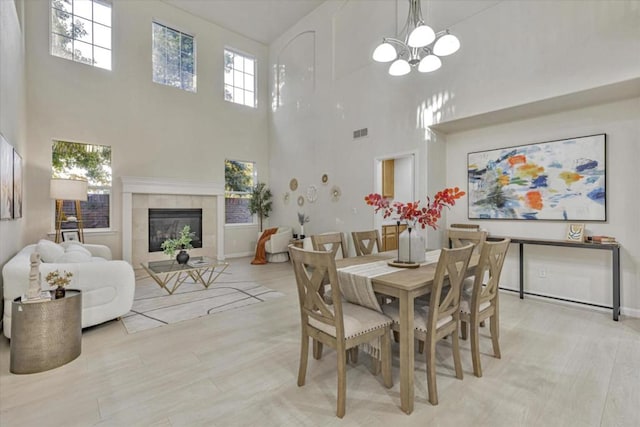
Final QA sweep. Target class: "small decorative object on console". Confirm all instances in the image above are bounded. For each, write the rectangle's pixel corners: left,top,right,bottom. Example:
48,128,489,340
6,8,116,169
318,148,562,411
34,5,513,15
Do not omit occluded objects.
565,223,585,242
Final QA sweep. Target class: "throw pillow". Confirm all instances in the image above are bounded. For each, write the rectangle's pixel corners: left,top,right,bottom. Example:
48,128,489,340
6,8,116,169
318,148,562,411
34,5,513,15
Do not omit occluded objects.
56,251,92,263
65,243,92,257
36,239,65,263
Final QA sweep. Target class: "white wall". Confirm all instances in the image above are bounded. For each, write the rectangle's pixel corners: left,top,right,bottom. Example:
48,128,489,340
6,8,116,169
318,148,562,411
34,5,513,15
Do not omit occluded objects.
23,0,270,258
267,0,640,314
0,0,27,324
446,98,640,316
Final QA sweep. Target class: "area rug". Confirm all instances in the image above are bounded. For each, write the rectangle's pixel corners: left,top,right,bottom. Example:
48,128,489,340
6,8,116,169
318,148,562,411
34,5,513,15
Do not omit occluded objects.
122,277,284,334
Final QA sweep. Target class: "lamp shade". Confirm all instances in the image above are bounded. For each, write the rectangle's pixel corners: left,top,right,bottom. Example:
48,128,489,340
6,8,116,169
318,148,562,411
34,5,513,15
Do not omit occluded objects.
418,54,442,72
50,178,88,201
372,42,397,62
389,59,411,76
407,24,435,48
433,33,460,56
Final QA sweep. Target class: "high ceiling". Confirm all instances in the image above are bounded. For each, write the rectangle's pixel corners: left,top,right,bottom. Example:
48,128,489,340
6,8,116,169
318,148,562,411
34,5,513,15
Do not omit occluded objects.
162,0,326,45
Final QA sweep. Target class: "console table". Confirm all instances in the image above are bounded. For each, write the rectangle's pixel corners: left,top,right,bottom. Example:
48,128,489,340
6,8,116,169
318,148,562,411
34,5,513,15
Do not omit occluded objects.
487,236,621,321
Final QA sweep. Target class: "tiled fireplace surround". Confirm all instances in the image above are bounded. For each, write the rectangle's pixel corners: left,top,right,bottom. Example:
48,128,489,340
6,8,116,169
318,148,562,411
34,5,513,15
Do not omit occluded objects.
121,177,225,267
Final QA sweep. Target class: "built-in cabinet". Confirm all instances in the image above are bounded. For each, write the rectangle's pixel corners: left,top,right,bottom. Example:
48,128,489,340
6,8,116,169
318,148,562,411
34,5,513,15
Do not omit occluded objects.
381,223,407,251
382,159,395,198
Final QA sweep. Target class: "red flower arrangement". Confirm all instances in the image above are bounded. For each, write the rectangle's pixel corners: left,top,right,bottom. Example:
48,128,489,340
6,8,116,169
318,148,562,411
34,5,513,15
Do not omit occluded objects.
364,187,466,230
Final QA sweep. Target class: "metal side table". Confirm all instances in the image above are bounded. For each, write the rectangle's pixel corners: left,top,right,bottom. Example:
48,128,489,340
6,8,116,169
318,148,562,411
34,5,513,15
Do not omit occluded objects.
10,290,82,374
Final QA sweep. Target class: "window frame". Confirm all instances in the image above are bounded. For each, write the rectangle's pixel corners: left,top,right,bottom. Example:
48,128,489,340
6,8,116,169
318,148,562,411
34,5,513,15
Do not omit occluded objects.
224,159,257,226
51,139,113,233
151,20,197,93
49,0,113,70
223,47,257,108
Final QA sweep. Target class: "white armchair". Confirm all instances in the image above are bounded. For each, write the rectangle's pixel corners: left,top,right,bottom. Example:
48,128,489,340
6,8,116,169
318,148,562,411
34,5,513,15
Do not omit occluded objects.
258,227,293,262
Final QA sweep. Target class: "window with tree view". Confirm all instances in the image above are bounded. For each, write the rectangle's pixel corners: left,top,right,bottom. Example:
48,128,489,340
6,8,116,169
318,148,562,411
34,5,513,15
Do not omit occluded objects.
152,22,196,92
50,0,112,70
224,48,256,108
52,141,112,229
225,160,255,224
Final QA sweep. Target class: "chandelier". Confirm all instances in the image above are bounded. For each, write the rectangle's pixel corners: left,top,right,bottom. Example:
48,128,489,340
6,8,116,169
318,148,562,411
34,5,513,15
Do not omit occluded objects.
372,0,460,76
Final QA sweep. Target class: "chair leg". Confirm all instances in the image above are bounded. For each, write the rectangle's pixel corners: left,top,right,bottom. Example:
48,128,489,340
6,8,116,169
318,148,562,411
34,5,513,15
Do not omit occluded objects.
426,339,439,405
298,333,309,386
349,347,359,364
418,339,425,354
381,331,393,388
337,343,347,418
451,329,464,380
393,330,399,343
460,319,468,340
313,339,323,360
490,314,501,359
470,319,482,378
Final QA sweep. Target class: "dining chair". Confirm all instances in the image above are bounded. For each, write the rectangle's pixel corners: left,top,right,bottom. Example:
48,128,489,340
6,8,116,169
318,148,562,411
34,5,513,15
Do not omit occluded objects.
459,238,510,377
383,244,474,405
311,232,352,360
448,229,487,253
351,230,382,256
289,246,393,418
449,223,480,230
311,232,349,259
448,228,488,297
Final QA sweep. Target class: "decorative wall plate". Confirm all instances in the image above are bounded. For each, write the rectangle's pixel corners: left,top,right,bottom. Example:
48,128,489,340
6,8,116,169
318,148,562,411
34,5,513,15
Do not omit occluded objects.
330,185,341,201
289,178,298,191
321,174,329,184
297,195,305,206
306,185,318,203
283,192,290,204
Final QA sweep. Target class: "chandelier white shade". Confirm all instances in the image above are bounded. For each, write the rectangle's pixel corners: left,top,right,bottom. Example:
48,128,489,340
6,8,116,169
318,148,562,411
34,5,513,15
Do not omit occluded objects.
372,0,460,76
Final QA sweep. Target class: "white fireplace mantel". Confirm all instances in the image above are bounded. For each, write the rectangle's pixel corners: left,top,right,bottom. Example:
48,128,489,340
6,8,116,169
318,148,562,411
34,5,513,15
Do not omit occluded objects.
121,176,225,263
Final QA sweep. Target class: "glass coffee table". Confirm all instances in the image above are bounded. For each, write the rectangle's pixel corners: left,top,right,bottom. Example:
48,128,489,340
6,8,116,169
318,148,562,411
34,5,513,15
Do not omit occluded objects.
140,257,229,295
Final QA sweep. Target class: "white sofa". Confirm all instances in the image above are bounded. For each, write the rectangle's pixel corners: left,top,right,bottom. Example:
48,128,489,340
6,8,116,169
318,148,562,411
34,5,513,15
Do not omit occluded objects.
258,226,293,262
2,241,135,338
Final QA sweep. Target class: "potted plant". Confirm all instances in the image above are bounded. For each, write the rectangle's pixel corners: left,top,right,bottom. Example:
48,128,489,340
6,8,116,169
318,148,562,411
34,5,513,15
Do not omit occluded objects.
161,225,194,264
45,269,73,299
248,182,273,232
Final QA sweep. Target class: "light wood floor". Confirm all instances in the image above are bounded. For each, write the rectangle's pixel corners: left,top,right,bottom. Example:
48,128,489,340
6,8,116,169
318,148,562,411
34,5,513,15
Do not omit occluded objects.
1,257,638,426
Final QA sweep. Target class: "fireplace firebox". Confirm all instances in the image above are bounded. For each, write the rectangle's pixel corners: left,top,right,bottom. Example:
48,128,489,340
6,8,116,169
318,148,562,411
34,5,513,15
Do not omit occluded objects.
148,208,203,252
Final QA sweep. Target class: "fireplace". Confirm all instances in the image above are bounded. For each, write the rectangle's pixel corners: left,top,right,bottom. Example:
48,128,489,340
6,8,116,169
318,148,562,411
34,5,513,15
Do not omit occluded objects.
148,208,203,252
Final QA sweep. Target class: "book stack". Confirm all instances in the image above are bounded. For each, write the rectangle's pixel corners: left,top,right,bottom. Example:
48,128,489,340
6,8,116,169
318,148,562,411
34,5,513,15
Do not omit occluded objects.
589,235,617,244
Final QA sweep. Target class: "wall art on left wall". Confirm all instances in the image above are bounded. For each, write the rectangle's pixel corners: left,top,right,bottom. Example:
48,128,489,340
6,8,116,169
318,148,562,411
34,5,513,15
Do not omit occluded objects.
0,133,14,220
13,149,22,218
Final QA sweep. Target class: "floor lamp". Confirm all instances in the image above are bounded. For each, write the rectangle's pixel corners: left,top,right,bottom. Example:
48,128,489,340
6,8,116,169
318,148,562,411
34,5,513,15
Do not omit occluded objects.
51,178,88,243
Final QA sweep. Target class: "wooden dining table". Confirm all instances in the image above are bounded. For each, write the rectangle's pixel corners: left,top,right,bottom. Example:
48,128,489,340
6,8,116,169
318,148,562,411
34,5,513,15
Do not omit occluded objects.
335,250,479,414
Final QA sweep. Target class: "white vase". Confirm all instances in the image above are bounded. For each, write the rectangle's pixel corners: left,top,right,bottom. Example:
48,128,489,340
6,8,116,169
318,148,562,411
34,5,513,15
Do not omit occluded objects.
300,225,304,236
398,228,426,263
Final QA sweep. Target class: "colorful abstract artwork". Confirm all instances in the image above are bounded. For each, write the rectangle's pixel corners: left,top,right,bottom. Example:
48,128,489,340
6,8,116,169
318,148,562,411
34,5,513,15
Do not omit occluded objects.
468,134,606,221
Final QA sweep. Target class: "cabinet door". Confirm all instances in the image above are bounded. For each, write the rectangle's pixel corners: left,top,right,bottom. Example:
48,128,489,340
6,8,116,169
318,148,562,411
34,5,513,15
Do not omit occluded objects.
382,159,394,198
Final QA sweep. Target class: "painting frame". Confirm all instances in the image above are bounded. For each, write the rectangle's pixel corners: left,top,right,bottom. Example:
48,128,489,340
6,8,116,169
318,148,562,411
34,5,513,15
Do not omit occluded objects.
467,134,606,221
13,149,22,219
0,134,13,220
62,230,81,242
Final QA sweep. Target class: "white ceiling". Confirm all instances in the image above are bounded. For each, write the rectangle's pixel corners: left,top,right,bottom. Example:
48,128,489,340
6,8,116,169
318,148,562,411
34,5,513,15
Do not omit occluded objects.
162,0,326,45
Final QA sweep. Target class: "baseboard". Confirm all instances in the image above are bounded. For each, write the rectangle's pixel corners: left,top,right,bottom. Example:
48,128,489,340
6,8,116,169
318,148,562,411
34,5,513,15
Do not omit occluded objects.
621,306,640,318
499,288,640,319
225,251,254,259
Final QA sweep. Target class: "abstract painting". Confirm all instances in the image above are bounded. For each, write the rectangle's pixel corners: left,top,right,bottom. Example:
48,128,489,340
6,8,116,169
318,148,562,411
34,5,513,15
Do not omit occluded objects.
13,149,22,218
468,134,606,221
0,134,13,220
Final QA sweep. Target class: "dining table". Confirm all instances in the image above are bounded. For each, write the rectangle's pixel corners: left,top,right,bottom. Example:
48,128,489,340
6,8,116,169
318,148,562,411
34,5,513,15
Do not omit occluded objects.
335,250,479,414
